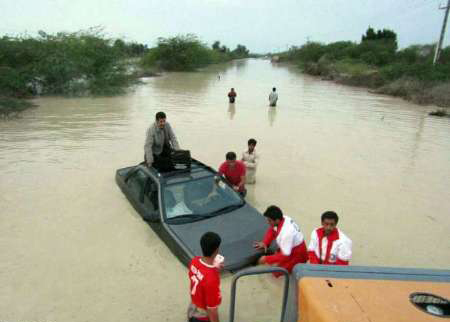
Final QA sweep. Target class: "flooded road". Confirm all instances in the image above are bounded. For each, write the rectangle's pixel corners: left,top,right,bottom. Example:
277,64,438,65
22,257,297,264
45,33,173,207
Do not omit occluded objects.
1,59,449,322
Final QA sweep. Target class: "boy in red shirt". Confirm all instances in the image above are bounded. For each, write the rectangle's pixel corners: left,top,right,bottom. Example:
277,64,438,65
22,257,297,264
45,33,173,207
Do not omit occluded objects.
218,152,246,197
188,232,223,322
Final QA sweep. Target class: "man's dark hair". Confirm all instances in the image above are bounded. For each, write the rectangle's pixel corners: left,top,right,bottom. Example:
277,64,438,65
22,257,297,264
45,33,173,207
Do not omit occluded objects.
321,211,339,224
263,205,283,220
200,232,221,257
155,111,166,120
273,87,276,91
248,138,257,146
226,152,237,161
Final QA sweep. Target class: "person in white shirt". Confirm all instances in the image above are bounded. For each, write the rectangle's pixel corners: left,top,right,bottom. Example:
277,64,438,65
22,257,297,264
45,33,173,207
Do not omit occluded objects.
241,138,259,184
269,87,278,107
308,211,352,265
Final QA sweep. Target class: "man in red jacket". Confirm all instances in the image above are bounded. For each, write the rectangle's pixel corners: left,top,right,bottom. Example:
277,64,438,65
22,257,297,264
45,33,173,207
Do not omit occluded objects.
308,211,352,265
254,205,308,276
188,232,223,322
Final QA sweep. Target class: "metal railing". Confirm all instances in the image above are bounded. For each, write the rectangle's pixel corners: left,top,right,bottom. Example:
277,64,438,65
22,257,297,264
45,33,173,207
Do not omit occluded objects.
229,266,290,322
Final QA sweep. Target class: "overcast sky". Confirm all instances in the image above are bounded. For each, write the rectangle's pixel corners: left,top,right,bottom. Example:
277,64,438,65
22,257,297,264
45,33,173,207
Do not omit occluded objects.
1,0,448,53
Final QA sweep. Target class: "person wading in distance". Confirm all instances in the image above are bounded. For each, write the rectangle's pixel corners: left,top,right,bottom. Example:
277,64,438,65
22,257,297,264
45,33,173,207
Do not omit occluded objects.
228,88,237,103
269,87,278,106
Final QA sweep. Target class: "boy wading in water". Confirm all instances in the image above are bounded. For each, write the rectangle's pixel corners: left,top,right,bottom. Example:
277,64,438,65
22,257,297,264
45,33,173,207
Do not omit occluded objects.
228,88,237,103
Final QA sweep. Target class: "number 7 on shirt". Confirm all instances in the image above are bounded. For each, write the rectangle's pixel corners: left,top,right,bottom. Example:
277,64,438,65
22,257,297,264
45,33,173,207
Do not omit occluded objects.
191,275,199,295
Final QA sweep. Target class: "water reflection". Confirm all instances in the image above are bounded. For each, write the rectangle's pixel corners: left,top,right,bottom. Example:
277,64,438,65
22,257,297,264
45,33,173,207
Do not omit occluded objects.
235,59,248,71
268,106,277,126
228,103,236,120
150,63,236,107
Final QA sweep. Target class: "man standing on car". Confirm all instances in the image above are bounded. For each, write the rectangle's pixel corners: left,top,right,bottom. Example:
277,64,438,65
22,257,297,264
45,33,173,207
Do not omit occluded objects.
188,232,223,322
218,152,246,197
254,205,308,276
308,211,352,265
144,111,180,171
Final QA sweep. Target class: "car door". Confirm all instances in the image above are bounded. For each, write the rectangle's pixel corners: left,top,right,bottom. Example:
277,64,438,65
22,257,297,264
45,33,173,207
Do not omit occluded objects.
125,169,161,222
125,169,185,261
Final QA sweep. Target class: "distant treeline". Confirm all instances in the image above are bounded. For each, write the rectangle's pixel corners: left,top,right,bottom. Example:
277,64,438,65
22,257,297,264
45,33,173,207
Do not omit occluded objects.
277,27,450,107
0,30,251,117
141,34,250,71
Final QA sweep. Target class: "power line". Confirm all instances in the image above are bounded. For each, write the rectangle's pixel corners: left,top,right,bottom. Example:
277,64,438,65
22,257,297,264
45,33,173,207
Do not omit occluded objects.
433,0,450,64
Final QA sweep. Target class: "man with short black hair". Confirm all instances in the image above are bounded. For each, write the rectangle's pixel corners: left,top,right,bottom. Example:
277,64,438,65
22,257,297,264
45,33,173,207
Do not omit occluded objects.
218,152,246,197
269,87,278,106
254,205,308,276
228,88,237,103
188,232,223,322
308,211,352,265
144,111,180,171
241,138,259,184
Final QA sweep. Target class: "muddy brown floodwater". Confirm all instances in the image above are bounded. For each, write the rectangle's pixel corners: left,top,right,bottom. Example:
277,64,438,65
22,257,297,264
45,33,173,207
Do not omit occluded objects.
1,59,449,322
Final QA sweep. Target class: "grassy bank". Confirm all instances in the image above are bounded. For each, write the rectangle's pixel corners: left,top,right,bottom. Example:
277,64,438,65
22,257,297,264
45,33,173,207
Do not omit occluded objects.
0,97,35,119
277,28,450,108
141,34,250,71
0,28,149,117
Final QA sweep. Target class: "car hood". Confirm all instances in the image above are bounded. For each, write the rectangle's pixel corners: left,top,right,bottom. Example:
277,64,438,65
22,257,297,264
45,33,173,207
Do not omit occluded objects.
167,204,267,271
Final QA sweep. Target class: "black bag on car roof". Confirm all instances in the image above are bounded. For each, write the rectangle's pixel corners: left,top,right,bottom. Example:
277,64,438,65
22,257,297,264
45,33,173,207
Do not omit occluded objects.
171,150,191,169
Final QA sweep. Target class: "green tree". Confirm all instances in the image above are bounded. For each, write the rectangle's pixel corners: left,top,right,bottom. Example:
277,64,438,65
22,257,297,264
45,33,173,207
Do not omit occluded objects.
231,44,249,58
212,41,221,50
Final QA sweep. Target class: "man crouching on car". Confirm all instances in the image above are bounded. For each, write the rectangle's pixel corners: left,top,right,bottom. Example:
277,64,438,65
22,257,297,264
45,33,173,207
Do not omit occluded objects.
254,206,308,277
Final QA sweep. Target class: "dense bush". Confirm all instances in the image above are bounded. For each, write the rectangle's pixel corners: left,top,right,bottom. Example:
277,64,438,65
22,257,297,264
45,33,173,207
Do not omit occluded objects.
0,29,137,97
279,27,450,83
141,35,250,71
0,97,35,118
276,27,450,106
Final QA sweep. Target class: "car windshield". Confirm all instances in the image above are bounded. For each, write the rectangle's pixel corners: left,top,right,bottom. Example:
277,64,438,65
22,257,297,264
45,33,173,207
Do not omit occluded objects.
163,176,243,220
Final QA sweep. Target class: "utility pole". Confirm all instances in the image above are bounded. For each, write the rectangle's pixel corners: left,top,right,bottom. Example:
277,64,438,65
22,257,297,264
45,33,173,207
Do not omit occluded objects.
433,0,450,64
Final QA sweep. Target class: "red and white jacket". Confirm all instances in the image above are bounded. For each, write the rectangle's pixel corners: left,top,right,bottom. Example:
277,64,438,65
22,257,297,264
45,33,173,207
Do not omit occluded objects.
263,216,304,256
308,228,352,265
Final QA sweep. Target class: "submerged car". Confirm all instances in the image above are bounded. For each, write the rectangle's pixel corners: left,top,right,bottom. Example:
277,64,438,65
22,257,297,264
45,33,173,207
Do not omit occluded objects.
115,159,268,271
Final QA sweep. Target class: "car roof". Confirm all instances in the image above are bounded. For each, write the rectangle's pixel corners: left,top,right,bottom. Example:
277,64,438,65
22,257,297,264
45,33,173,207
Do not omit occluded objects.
137,159,218,186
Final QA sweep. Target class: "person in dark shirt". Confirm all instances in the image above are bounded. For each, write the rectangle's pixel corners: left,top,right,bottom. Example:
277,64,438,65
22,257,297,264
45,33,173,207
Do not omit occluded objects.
228,88,237,103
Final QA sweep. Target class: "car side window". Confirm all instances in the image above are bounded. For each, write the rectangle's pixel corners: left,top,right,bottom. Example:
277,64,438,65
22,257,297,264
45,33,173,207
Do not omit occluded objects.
126,170,147,195
143,178,159,212
126,170,159,211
